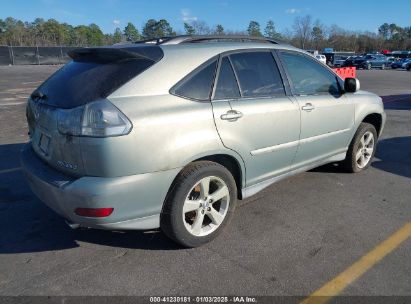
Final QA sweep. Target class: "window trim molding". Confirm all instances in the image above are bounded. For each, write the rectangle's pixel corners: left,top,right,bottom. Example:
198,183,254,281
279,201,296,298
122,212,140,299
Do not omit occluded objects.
211,49,289,102
169,55,219,103
275,49,344,97
211,55,243,101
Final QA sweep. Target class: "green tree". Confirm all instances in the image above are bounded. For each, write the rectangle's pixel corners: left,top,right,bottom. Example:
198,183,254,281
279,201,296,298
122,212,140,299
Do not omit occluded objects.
58,23,74,45
142,19,175,39
156,19,175,36
389,23,399,38
113,27,122,43
73,25,89,46
124,22,140,41
142,19,157,38
378,23,390,40
0,19,5,33
247,21,262,37
264,20,281,39
43,19,60,45
215,24,224,35
311,20,325,50
184,22,195,35
87,23,104,45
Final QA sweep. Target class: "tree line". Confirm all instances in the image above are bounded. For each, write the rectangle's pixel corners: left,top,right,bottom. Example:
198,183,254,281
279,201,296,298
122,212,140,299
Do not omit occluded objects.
1,16,410,52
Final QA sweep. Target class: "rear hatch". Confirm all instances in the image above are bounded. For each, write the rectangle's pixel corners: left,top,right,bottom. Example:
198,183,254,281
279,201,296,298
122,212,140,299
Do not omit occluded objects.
26,45,163,177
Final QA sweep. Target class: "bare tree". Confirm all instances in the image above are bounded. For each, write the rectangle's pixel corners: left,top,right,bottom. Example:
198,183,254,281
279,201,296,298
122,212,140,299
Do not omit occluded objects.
189,20,211,35
293,15,312,49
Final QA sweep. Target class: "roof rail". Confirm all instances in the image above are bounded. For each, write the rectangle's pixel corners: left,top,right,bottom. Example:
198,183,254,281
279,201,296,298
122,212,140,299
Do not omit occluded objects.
132,36,176,45
133,35,283,45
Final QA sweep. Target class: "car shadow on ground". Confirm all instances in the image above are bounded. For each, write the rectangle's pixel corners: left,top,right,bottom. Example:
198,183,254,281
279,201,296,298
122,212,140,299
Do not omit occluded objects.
382,94,411,110
0,143,180,254
372,136,411,179
1,135,410,253
311,136,411,179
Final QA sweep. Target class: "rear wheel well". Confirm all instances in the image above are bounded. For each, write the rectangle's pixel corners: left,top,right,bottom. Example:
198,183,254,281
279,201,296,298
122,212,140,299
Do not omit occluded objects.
362,113,382,136
195,154,243,200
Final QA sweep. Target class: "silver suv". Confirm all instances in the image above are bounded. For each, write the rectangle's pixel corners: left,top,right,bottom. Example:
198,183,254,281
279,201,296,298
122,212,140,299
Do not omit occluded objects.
21,36,386,247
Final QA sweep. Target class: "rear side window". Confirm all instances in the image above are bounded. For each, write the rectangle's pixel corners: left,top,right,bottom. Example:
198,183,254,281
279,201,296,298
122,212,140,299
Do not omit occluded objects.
214,57,240,100
229,52,285,97
172,59,217,101
37,59,155,109
279,51,340,95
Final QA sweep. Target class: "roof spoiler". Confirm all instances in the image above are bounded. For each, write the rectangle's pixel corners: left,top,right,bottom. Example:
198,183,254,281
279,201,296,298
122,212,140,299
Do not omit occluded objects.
68,45,164,63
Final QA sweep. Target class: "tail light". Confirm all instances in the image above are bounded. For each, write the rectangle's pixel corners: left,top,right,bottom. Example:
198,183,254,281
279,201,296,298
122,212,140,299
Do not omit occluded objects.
57,99,132,137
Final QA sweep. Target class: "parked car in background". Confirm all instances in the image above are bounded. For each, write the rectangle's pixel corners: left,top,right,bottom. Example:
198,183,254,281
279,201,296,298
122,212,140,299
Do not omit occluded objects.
21,35,386,247
314,54,327,64
333,56,347,67
352,54,391,70
386,56,395,63
391,58,409,69
402,59,411,70
342,56,361,67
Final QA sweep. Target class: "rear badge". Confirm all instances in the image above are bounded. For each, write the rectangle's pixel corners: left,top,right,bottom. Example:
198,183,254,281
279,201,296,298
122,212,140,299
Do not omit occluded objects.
57,160,78,170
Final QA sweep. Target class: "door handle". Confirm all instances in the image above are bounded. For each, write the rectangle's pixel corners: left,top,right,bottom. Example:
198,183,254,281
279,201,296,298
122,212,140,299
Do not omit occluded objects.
220,110,243,121
302,103,315,112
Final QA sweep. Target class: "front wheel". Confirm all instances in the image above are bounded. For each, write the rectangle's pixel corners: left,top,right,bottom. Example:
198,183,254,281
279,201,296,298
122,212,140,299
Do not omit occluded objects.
342,123,377,173
161,161,237,247
381,64,385,70
366,63,372,70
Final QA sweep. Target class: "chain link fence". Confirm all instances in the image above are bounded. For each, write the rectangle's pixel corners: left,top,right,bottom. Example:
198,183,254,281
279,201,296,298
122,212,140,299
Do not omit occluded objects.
0,46,79,65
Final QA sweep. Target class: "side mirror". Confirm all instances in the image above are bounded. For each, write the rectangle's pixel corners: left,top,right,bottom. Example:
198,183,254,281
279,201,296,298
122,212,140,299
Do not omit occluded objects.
344,77,360,93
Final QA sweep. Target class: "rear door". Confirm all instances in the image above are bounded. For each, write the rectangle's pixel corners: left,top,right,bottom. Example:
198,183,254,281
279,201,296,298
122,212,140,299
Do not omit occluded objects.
212,50,300,188
278,50,354,169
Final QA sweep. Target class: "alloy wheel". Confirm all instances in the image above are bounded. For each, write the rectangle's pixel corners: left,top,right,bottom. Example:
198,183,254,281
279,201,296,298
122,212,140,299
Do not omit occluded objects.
356,131,375,169
182,176,230,237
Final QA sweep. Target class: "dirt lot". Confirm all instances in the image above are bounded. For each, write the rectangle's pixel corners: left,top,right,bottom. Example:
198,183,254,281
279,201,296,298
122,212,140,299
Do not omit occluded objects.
0,66,410,300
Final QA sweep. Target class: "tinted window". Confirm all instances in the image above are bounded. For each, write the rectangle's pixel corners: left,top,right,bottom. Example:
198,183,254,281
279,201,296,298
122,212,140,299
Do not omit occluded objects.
229,52,285,97
214,57,240,100
36,59,155,109
173,60,217,101
280,51,340,95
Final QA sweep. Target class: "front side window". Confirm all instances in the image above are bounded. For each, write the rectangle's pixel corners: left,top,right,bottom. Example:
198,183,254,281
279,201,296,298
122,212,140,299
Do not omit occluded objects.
229,51,285,98
214,57,241,100
172,59,217,101
279,51,340,96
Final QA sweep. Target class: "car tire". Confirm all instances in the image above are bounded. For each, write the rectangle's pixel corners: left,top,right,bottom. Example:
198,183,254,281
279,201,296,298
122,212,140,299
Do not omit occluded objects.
160,161,237,248
342,123,378,173
381,64,385,70
366,63,372,70
407,65,411,71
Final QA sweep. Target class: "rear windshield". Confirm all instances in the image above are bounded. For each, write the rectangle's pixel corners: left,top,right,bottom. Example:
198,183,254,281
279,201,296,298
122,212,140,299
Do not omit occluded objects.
35,58,154,109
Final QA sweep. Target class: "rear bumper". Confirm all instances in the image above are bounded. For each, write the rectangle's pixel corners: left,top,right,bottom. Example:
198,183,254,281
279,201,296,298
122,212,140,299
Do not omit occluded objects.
21,144,180,230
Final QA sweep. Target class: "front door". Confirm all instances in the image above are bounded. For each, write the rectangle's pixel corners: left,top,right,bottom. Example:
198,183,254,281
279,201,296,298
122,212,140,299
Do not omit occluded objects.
212,51,300,188
278,50,355,169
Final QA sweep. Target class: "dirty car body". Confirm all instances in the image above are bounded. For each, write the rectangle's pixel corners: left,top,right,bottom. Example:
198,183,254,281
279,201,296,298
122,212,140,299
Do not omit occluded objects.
21,36,386,247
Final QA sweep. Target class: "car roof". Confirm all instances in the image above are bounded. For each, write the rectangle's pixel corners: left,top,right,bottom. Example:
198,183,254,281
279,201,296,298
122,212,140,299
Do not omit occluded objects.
108,41,302,99
159,41,299,57
112,35,300,59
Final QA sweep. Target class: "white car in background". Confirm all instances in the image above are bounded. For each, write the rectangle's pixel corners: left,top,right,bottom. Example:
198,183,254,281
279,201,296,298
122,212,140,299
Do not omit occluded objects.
314,54,327,64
